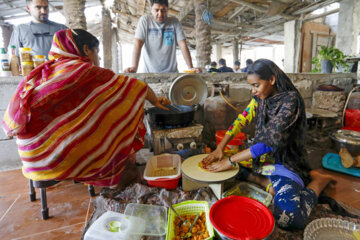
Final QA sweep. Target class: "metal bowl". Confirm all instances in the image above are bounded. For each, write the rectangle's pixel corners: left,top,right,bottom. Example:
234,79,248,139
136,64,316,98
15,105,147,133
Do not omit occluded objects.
329,130,360,155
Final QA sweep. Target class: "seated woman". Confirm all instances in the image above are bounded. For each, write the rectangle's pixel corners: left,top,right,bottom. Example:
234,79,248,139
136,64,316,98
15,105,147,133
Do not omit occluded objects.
2,29,170,188
202,59,336,229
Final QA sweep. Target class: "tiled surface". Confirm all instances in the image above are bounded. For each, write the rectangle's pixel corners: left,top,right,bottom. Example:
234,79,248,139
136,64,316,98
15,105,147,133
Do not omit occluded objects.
0,169,101,240
0,168,359,239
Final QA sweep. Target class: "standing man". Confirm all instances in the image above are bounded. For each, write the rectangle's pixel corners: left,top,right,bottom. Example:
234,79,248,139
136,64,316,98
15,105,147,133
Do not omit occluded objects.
9,0,67,58
124,0,201,73
217,58,234,73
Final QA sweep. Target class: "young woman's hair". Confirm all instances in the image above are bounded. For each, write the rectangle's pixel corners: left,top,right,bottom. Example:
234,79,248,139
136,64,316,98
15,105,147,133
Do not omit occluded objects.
71,29,100,56
247,59,299,94
150,0,168,7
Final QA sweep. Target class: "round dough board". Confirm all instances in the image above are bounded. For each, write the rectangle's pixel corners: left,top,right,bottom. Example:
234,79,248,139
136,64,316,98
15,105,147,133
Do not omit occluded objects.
181,154,239,183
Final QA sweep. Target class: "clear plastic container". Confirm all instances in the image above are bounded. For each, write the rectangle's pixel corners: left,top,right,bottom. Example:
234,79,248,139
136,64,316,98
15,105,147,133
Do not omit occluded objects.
34,55,45,67
124,203,167,236
21,61,34,76
20,47,32,62
84,211,145,240
222,182,273,207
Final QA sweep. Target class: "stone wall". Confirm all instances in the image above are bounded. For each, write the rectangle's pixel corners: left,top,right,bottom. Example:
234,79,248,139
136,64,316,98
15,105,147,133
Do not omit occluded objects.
0,73,356,171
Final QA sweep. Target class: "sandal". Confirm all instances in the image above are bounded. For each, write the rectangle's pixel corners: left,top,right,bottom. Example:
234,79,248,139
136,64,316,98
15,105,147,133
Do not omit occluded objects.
265,182,273,193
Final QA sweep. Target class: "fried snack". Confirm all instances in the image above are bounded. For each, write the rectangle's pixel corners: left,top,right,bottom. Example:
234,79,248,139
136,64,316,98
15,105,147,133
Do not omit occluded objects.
173,212,209,240
339,147,354,168
354,155,360,168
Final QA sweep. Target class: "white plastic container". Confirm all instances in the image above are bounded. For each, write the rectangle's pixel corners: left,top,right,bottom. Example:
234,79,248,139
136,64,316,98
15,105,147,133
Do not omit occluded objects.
143,153,182,189
84,211,145,240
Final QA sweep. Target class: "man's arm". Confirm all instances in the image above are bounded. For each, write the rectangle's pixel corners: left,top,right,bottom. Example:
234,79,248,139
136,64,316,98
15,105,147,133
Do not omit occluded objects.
178,40,202,73
124,38,144,73
178,39,192,68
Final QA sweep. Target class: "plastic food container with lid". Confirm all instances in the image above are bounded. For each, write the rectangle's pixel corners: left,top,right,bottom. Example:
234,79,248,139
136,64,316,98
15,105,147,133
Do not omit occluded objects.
84,211,145,240
34,55,46,67
143,153,182,189
20,47,32,62
124,203,167,237
222,182,273,207
21,61,34,76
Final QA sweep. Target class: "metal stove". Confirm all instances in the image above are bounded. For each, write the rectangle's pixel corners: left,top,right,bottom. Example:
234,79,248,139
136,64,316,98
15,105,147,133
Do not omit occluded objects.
145,117,204,155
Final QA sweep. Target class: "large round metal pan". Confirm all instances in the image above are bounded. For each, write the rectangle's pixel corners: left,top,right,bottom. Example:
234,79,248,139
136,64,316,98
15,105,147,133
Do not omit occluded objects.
147,105,194,128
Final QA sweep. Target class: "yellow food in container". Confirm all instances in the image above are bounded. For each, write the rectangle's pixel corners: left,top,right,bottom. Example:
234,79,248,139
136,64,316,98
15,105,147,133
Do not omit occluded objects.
20,47,32,62
21,61,34,76
34,55,46,67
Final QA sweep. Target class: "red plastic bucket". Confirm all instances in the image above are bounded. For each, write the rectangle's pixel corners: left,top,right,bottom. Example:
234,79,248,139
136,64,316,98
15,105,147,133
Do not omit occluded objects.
216,130,245,156
345,109,360,128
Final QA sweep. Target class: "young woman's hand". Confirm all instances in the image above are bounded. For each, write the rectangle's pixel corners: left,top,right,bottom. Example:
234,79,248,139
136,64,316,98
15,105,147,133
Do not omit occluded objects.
207,158,233,172
202,148,224,165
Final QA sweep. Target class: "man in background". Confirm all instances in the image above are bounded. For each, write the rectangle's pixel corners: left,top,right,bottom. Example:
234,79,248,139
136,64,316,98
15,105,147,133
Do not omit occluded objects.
9,0,67,58
242,59,253,72
234,60,241,73
218,58,234,73
207,61,220,73
124,0,201,73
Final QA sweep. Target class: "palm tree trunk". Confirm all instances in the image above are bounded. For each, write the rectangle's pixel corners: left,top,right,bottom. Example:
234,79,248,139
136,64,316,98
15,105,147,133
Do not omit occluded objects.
194,0,211,69
64,0,87,30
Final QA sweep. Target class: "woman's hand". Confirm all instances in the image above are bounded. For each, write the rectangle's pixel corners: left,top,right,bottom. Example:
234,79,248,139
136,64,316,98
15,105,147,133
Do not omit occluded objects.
207,158,233,172
202,148,224,165
153,96,171,110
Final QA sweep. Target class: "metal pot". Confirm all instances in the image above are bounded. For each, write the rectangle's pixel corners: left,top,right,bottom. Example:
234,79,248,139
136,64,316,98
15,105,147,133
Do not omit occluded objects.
146,105,196,128
329,129,360,155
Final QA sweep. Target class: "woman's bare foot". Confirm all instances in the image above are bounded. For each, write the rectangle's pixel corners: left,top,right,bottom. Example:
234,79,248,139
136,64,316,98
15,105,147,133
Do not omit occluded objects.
308,170,337,197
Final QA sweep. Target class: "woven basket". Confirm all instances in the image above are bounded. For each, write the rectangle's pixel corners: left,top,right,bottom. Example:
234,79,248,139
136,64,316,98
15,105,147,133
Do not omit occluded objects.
166,200,214,240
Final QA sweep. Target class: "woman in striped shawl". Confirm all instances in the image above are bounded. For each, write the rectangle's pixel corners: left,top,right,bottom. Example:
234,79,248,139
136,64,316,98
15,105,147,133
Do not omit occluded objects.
2,29,169,187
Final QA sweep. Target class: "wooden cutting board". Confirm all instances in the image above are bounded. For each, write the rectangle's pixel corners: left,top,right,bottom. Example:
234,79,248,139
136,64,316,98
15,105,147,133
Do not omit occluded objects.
181,154,239,183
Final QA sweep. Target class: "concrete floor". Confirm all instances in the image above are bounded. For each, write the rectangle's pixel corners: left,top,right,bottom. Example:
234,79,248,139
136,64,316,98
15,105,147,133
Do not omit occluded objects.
0,168,359,239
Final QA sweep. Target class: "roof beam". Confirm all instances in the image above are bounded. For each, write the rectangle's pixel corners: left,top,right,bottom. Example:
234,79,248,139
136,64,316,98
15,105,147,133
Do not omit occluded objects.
228,0,295,20
291,0,340,15
178,0,194,23
304,8,339,21
215,2,238,18
228,6,247,20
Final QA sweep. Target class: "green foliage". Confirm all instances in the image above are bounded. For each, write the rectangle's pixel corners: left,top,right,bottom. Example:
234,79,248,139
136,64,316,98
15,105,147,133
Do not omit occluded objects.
311,46,349,73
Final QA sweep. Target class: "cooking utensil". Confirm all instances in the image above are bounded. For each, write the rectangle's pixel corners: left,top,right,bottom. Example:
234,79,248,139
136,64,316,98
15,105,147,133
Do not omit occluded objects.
329,129,360,155
168,74,208,106
181,213,200,239
168,104,182,113
147,104,195,128
161,194,189,226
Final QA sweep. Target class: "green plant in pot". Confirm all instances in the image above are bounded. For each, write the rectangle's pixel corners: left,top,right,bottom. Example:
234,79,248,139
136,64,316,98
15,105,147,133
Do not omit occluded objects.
311,46,349,73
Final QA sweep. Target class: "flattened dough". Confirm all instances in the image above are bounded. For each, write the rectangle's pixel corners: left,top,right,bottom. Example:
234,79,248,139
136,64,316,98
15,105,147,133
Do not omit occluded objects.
182,154,239,183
